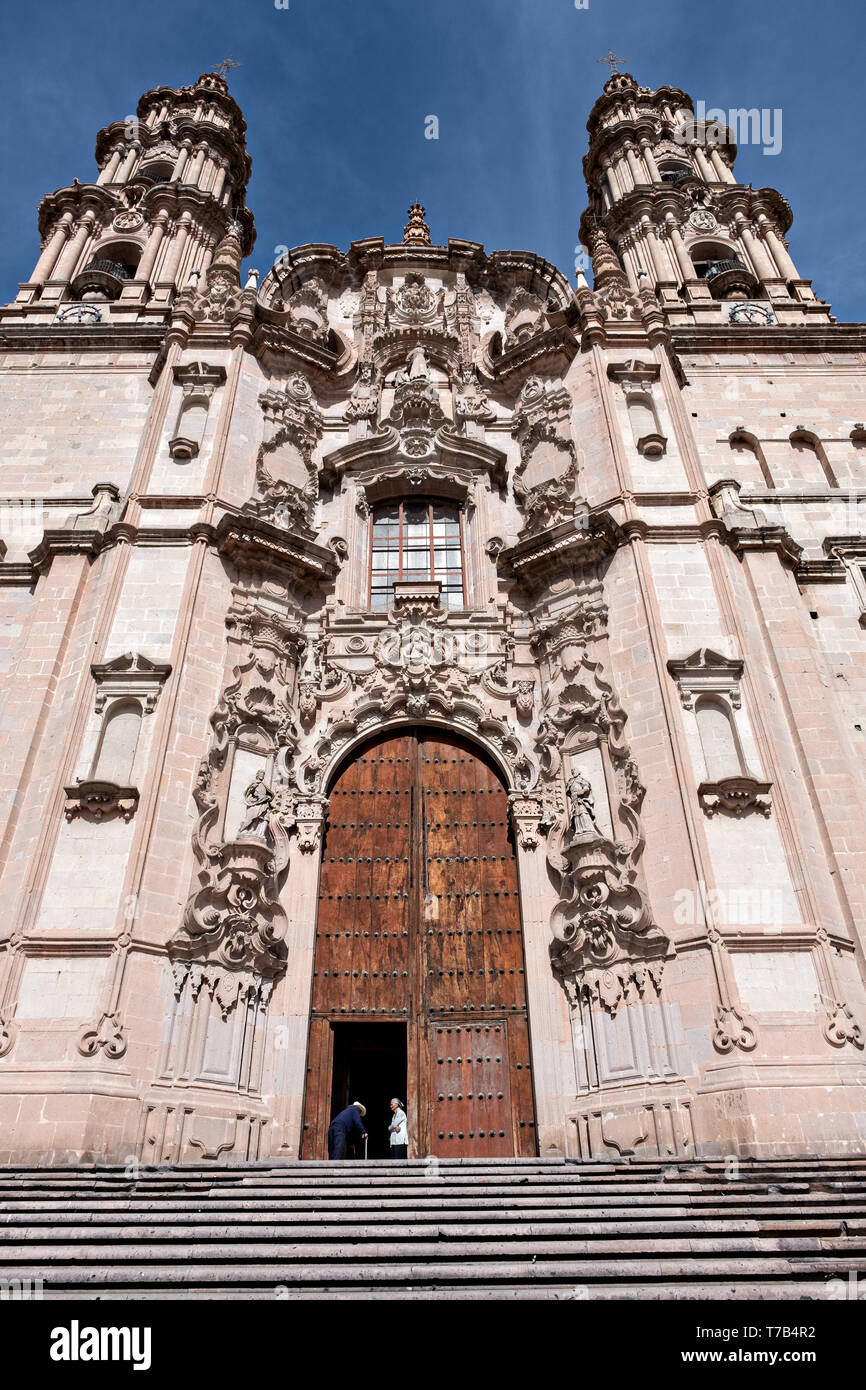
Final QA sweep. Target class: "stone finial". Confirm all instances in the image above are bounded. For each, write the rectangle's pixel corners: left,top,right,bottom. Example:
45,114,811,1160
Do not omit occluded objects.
403,202,431,247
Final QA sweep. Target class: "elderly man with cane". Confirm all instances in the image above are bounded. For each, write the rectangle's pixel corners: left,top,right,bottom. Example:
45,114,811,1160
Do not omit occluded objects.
327,1101,368,1160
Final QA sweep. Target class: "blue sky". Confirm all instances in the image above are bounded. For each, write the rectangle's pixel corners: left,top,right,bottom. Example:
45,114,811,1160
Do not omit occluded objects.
1,0,863,319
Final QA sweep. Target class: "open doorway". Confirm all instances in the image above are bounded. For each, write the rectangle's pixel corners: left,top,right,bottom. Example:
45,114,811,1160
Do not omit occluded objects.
329,1022,408,1159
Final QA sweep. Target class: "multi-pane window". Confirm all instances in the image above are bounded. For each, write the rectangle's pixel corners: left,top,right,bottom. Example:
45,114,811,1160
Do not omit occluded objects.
369,499,465,611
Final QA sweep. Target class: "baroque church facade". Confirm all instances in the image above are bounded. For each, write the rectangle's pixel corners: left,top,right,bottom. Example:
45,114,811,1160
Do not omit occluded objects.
0,67,865,1167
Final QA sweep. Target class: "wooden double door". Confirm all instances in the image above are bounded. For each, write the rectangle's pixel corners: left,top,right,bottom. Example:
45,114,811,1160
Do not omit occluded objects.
302,728,537,1158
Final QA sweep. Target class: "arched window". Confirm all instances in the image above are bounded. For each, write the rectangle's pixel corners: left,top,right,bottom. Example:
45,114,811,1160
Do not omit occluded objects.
695,695,744,782
90,699,142,786
369,499,464,611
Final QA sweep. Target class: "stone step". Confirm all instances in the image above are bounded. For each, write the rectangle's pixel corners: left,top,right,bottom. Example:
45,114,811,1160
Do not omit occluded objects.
2,1229,865,1261
0,1254,861,1288
1,1217,860,1244
3,1158,864,1296
3,1200,861,1223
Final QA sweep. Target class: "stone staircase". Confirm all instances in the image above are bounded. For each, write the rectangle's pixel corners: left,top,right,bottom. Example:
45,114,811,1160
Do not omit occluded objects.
1,1156,866,1299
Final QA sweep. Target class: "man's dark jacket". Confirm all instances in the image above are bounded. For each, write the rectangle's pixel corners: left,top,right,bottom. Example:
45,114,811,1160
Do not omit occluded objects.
329,1105,366,1136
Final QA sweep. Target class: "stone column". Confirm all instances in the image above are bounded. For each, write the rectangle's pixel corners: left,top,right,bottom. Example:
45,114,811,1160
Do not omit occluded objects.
665,214,697,282
42,217,93,300
170,143,191,181
27,213,73,287
117,145,140,184
155,218,190,297
211,163,227,202
602,158,620,203
270,799,330,1156
710,147,736,183
97,148,124,186
735,214,779,284
135,215,167,285
639,139,662,183
693,145,715,181
625,142,646,186
640,216,670,284
187,147,206,186
756,215,800,282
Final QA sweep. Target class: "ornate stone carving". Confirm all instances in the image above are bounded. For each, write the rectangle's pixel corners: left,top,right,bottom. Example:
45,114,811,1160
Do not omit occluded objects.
63,780,139,823
186,224,247,325
247,376,324,534
282,277,329,342
529,593,665,1016
388,271,444,328
667,648,743,710
511,376,581,536
455,368,495,427
384,344,448,460
90,652,172,714
296,635,351,727
508,791,559,851
822,1000,864,1050
712,1004,757,1054
504,287,545,346
77,1011,127,1060
698,775,772,818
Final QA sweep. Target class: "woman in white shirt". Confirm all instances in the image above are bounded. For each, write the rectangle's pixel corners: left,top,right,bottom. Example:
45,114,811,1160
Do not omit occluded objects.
388,1098,408,1159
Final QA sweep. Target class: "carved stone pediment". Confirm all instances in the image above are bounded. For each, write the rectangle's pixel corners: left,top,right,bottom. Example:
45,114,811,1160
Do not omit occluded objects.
667,647,744,709
90,652,172,713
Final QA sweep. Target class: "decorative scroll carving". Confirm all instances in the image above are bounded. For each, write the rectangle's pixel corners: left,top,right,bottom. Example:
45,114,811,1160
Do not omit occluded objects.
180,605,305,992
667,648,743,710
246,375,324,534
504,287,545,346
77,1011,127,1060
511,376,580,536
528,592,666,1016
282,277,329,343
822,1000,864,1050
712,1004,757,1054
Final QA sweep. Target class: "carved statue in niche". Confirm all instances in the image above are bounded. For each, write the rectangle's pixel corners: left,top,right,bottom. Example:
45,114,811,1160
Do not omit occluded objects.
236,771,273,840
398,341,431,383
566,769,602,840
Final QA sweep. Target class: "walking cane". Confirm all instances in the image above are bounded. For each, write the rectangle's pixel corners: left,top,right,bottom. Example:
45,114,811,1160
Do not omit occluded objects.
364,1136,368,1160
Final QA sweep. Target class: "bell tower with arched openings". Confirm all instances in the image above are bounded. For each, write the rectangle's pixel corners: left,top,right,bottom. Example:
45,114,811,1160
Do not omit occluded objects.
8,69,254,320
579,67,831,327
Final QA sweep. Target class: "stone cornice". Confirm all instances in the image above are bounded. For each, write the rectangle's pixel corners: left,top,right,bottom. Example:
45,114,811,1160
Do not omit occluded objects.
0,322,167,351
205,512,339,584
671,323,866,352
500,512,621,586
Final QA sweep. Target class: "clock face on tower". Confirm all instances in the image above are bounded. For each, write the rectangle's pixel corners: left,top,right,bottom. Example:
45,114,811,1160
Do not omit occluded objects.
728,301,775,325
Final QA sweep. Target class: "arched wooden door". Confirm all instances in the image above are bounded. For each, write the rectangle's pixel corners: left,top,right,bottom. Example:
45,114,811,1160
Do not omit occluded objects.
301,728,537,1158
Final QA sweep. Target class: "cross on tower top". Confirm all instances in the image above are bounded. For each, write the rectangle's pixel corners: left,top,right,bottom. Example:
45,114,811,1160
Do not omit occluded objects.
211,58,241,80
598,50,625,76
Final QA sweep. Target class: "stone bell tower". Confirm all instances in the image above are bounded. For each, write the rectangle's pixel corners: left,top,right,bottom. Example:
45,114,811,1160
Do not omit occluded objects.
6,70,254,322
579,67,829,327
